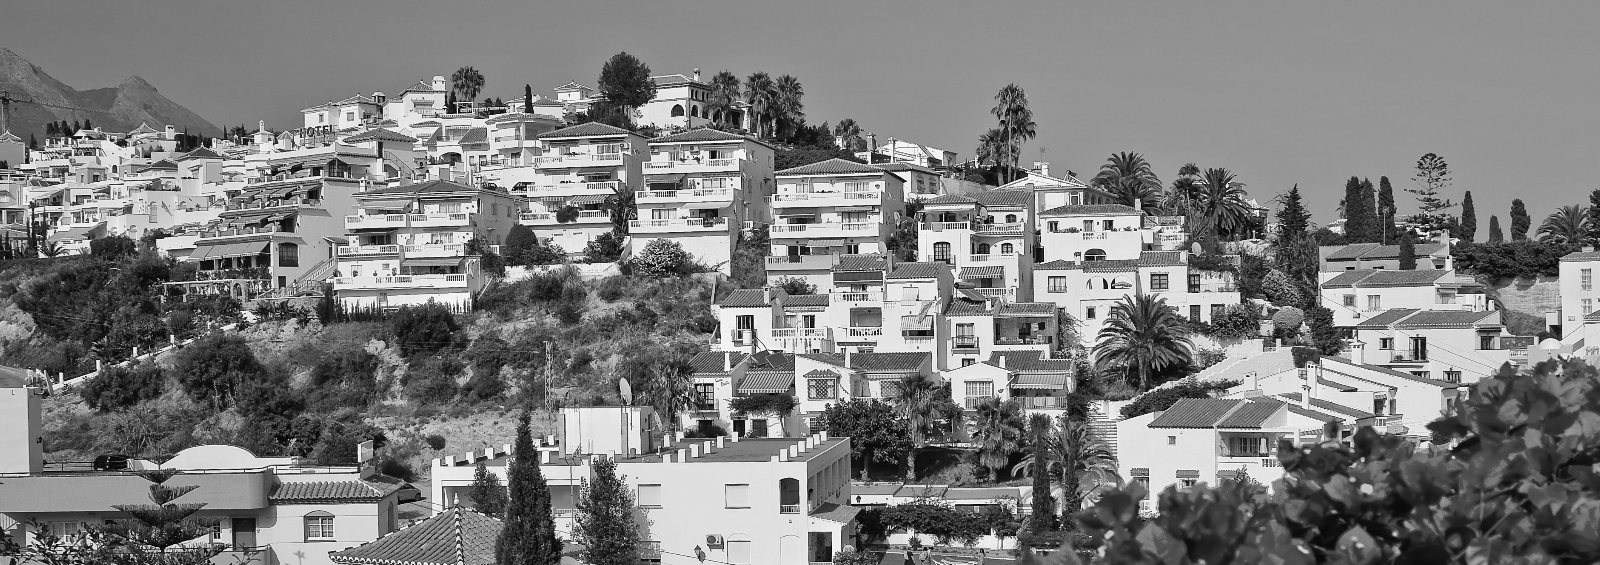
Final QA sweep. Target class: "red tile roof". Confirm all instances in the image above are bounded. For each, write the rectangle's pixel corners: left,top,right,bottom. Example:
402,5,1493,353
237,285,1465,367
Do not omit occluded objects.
330,507,501,565
269,479,403,503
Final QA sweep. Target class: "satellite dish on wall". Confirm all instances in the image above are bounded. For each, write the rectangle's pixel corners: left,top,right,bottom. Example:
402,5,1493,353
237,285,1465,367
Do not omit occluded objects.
618,377,633,406
1191,242,1203,255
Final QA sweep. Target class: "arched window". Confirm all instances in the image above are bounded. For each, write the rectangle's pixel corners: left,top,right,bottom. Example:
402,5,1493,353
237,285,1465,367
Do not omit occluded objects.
976,243,991,254
304,511,335,541
1001,243,1014,255
278,243,299,267
779,478,800,512
1111,276,1134,289
1084,248,1107,262
1005,214,1017,223
1087,277,1108,290
690,105,701,118
932,242,951,263
671,104,685,117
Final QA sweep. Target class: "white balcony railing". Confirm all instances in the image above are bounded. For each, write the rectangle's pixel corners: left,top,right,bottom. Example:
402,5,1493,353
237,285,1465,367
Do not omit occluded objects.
925,221,970,231
338,244,400,256
345,214,408,228
401,243,465,257
771,328,830,339
408,213,470,227
846,327,883,338
331,273,471,289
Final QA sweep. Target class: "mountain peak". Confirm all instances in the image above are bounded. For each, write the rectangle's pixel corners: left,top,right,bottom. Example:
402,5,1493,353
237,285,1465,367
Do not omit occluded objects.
119,75,155,91
0,47,218,137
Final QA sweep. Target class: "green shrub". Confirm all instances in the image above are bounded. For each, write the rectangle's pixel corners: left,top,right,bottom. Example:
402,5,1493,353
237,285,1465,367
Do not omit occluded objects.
595,275,628,302
389,302,461,356
425,434,447,450
582,230,625,264
1120,379,1241,419
172,334,264,406
628,238,698,278
82,363,166,412
405,357,462,405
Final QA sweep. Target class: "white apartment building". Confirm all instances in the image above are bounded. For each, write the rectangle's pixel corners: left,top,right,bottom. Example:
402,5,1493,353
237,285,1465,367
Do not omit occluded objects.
1318,269,1490,328
1033,251,1241,346
1558,249,1600,339
877,162,945,200
944,350,1075,417
919,191,1037,302
518,122,647,254
943,293,1060,369
551,81,596,115
383,76,449,125
473,112,565,186
854,138,956,170
994,163,1116,214
767,159,906,289
633,128,777,273
334,180,520,312
640,71,715,130
1037,203,1187,263
302,94,384,131
430,406,858,565
1349,309,1514,384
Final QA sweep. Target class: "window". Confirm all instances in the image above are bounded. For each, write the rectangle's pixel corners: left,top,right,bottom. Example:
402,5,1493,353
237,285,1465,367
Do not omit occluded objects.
1048,277,1067,293
1585,299,1593,314
47,521,82,540
1084,248,1107,262
1086,306,1097,320
304,512,335,541
1379,337,1394,350
1179,478,1198,489
1167,436,1176,445
727,540,752,564
1584,269,1593,291
1211,304,1224,319
1150,273,1169,291
977,243,991,254
964,381,994,407
845,243,860,254
1001,243,1014,254
750,419,768,437
1410,337,1428,361
641,541,663,563
1103,220,1115,231
1190,305,1201,323
1048,221,1059,232
961,358,975,367
1479,332,1497,350
694,383,715,410
671,104,686,117
1005,214,1017,223
1366,295,1381,311
933,242,951,263
638,484,662,507
809,377,837,399
278,243,299,267
1444,370,1462,383
1229,436,1264,456
1083,220,1095,232
1343,295,1356,307
1188,274,1201,293
725,484,750,508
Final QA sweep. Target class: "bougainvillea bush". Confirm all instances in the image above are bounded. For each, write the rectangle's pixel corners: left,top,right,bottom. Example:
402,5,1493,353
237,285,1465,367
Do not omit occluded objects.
1043,359,1600,565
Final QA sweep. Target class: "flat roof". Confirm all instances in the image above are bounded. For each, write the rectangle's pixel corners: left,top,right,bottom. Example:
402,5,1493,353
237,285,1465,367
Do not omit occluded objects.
620,437,848,463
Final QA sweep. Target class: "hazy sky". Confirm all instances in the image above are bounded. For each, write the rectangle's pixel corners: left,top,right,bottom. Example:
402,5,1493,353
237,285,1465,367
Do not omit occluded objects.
6,1,1598,224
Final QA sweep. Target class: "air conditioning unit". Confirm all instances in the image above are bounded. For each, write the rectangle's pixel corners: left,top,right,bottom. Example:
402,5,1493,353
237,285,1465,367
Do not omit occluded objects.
705,534,724,548
1352,312,1362,318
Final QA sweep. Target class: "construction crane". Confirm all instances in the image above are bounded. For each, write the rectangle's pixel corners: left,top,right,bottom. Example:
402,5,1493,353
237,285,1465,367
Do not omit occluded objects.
0,89,98,135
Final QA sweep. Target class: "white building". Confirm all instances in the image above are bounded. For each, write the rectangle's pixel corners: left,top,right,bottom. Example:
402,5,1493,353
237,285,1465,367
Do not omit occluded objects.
1033,251,1240,347
1318,269,1490,329
517,122,647,254
1349,309,1514,384
1558,248,1600,339
634,128,777,273
919,191,1037,301
767,159,907,289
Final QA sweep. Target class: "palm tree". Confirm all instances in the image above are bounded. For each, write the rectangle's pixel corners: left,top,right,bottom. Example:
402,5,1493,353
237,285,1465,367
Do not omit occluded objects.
1091,152,1161,209
1053,417,1119,529
974,128,1011,170
773,75,805,140
451,66,486,109
743,72,777,138
991,84,1035,185
967,397,1024,479
833,118,865,152
707,71,741,127
887,373,962,481
1196,167,1253,241
1163,163,1203,213
1538,204,1589,244
637,355,697,433
1092,293,1194,390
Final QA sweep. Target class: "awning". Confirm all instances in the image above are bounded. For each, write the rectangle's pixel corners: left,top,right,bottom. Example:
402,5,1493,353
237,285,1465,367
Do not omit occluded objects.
900,315,934,330
736,372,794,394
267,184,301,198
356,198,415,211
1176,470,1201,479
403,257,463,268
834,206,875,212
807,239,844,247
961,266,1005,279
699,171,740,178
568,194,610,205
686,200,733,209
1011,373,1067,390
48,222,104,242
213,241,270,258
644,173,686,183
191,244,220,260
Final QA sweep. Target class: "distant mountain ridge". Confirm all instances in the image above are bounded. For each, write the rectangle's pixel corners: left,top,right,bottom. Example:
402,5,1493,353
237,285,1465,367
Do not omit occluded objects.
0,47,221,140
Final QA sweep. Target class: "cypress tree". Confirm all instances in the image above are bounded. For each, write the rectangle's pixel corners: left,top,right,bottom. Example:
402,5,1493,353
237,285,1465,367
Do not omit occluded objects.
1459,190,1477,243
1277,184,1311,244
72,120,81,133
1489,215,1504,243
46,122,57,137
1342,177,1367,242
525,84,534,113
1586,189,1600,246
1378,176,1398,243
28,133,37,150
496,411,562,565
1398,231,1417,270
83,118,92,130
469,461,507,518
1357,178,1378,243
1028,413,1055,533
1510,199,1531,241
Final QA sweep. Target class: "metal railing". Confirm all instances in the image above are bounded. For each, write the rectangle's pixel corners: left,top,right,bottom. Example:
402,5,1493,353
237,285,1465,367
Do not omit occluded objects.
846,327,883,338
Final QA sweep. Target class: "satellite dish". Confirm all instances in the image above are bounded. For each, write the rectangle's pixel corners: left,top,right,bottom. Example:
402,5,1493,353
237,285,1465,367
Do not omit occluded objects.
1190,242,1203,255
618,377,633,406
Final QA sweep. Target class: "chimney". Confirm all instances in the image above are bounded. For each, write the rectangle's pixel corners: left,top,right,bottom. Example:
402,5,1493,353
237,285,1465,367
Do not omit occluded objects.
730,433,741,443
997,354,1006,369
1300,387,1310,410
1133,198,1142,211
1349,340,1365,365
373,91,386,105
819,431,828,441
844,348,853,370
1587,246,1597,253
1034,161,1049,177
693,68,702,82
691,444,702,458
1249,371,1259,392
867,132,877,156
164,125,176,138
677,448,689,463
778,450,789,462
1310,363,1323,400
432,75,448,92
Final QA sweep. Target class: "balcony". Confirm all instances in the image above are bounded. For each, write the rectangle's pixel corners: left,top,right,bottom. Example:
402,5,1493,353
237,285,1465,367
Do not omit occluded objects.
521,210,611,226
923,221,970,232
1190,282,1239,293
332,273,471,290
409,212,471,228
520,180,622,194
845,327,883,339
401,243,465,258
635,188,737,203
338,244,401,257
1390,352,1428,363
770,190,882,208
828,289,884,303
772,328,831,341
642,157,745,174
953,336,980,350
768,222,879,239
975,222,1026,234
781,504,802,514
346,213,407,230
765,254,838,271
976,287,1015,298
629,217,733,234
534,152,624,169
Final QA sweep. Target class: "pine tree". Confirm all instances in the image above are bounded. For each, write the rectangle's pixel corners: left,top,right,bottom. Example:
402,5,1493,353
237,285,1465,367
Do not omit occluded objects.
100,469,221,558
1586,189,1600,246
574,456,641,565
1342,176,1369,242
1398,231,1417,270
72,120,81,133
1489,215,1504,243
1511,199,1531,241
1358,178,1378,243
496,411,562,565
446,92,458,114
469,462,507,518
1377,176,1398,243
525,84,534,113
1409,153,1456,228
1277,185,1311,244
1460,190,1477,243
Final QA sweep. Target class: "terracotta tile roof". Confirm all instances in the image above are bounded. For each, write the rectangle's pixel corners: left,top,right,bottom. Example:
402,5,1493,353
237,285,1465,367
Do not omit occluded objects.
537,122,631,139
174,147,222,161
1321,269,1449,288
850,352,929,372
803,369,843,379
650,128,763,146
960,266,1005,279
810,502,863,524
737,371,794,394
1326,243,1447,260
717,289,771,307
876,162,937,174
1272,393,1377,420
359,180,478,197
992,302,1058,317
1148,398,1245,428
344,128,418,144
651,73,703,87
988,351,1073,372
1040,204,1141,216
457,127,489,145
1393,310,1499,329
1035,260,1079,270
270,479,402,503
799,353,848,367
1244,395,1343,423
776,158,882,177
924,194,978,205
1354,308,1422,328
1082,259,1139,273
1011,372,1068,389
746,350,796,371
832,254,888,272
784,294,830,308
944,296,993,316
691,351,747,374
1561,250,1600,262
887,262,947,279
972,191,1032,208
1139,251,1186,267
1216,402,1280,428
1321,356,1454,387
330,507,501,565
142,159,179,171
399,79,443,93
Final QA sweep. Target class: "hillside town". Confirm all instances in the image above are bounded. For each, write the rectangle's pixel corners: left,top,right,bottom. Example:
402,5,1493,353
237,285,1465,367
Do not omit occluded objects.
3,49,1600,565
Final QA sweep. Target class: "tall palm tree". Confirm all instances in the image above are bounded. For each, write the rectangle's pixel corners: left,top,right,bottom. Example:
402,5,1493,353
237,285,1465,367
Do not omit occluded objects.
991,84,1035,185
706,70,742,127
451,66,486,109
1091,152,1161,209
887,373,962,481
1538,204,1589,244
1054,417,1119,529
637,355,697,433
974,127,1013,170
773,75,805,141
1196,167,1253,241
1092,293,1194,390
1164,163,1203,213
967,397,1024,479
833,118,865,152
743,72,777,139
